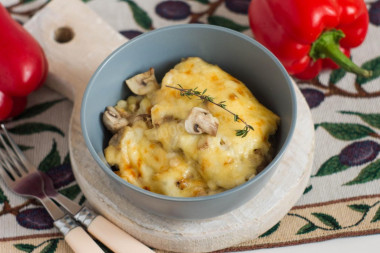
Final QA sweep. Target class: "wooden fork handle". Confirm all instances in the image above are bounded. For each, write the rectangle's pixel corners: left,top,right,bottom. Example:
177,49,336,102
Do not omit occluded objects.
54,215,103,253
65,226,104,253
87,215,155,253
73,206,154,253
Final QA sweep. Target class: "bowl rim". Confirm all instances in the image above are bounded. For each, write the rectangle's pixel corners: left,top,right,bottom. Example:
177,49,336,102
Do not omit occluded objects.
81,23,297,202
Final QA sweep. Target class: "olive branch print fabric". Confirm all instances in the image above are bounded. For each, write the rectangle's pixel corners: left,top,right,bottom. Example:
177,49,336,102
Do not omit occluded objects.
1,0,380,252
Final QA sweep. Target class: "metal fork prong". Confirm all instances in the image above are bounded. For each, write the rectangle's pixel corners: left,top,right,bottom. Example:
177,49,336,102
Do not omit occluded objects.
3,149,27,177
0,150,25,181
0,124,36,173
0,151,16,187
0,149,15,176
0,133,24,177
0,166,14,187
7,151,29,177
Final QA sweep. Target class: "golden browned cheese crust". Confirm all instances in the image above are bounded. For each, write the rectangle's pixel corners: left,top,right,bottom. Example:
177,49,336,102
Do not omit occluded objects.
104,57,279,197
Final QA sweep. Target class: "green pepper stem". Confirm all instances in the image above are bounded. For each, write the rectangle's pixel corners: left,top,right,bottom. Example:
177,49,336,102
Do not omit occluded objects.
310,29,372,78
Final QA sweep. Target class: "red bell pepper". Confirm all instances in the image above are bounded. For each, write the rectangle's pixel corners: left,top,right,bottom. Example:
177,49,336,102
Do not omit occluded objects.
0,91,13,120
0,3,48,120
248,0,372,80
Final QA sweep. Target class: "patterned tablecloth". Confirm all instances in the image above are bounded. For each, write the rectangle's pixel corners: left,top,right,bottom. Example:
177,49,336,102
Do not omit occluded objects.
1,0,380,252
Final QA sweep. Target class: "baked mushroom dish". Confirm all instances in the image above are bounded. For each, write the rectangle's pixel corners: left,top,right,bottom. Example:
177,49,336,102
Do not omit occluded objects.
103,57,280,197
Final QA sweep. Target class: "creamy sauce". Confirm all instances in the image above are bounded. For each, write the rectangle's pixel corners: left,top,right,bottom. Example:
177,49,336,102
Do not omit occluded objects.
104,57,279,197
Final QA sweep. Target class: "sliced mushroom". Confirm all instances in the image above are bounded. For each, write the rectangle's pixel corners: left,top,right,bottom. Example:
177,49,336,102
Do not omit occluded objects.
132,114,153,129
184,107,219,136
103,106,129,133
125,68,159,95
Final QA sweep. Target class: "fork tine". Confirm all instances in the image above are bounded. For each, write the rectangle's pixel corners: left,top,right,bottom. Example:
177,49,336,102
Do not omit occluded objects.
0,124,36,173
0,132,24,176
0,167,15,187
0,146,22,179
0,150,16,187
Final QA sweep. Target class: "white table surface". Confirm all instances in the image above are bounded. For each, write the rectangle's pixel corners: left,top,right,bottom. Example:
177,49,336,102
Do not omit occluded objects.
235,233,380,253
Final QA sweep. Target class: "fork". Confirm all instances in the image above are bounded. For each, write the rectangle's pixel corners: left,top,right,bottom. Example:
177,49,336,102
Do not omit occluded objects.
0,125,104,253
40,168,155,253
0,124,154,253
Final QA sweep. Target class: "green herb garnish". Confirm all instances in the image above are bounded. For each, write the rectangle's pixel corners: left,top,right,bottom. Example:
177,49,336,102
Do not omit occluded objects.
166,84,254,137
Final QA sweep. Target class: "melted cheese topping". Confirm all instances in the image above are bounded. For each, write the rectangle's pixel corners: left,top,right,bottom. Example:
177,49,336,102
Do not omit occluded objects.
104,57,279,197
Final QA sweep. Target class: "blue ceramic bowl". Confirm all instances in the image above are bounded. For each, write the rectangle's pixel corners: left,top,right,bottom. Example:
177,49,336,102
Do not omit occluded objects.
81,24,297,219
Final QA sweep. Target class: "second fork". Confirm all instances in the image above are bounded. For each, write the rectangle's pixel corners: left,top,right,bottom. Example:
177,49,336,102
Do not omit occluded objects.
0,123,154,253
0,125,104,253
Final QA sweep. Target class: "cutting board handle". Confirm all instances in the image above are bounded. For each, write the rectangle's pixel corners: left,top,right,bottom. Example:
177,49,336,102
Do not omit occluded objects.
24,0,127,105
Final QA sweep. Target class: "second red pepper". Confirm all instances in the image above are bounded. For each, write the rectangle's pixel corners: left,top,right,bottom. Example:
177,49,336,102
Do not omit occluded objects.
248,0,372,80
0,4,48,120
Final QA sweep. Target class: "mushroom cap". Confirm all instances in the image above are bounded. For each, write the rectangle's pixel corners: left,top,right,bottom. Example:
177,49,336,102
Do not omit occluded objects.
184,107,219,136
103,106,129,133
125,68,159,95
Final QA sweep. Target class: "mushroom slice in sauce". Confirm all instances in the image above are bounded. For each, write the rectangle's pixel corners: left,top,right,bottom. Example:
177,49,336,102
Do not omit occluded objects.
184,107,219,136
103,106,129,133
125,68,159,95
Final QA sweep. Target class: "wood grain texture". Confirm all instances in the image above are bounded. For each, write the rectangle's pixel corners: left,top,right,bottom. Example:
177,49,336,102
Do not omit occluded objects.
88,216,155,253
24,0,315,252
65,227,104,253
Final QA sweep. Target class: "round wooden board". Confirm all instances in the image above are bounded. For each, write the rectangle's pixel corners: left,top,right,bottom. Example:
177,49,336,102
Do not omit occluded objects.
70,80,314,253
24,0,314,252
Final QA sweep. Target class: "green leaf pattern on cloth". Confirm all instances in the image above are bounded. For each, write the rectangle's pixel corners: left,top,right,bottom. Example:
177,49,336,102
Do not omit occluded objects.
121,0,152,30
14,244,36,253
259,222,281,238
356,56,380,85
0,187,9,204
312,213,342,229
62,153,70,165
8,123,64,137
345,160,380,185
314,155,350,177
14,239,60,253
40,238,59,253
58,184,81,200
315,123,376,140
348,204,371,213
207,15,249,32
328,67,346,85
303,185,313,194
296,222,318,235
339,111,380,129
288,200,380,237
38,139,61,172
372,207,380,223
12,99,66,121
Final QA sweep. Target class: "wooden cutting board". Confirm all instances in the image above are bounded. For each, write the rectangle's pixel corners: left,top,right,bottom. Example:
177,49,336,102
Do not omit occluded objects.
24,0,315,252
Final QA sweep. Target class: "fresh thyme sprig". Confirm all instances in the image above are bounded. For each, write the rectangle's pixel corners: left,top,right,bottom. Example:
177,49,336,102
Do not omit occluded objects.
166,84,254,137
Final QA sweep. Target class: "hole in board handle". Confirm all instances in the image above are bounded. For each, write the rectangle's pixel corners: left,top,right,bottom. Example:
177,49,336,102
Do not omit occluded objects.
54,27,74,43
